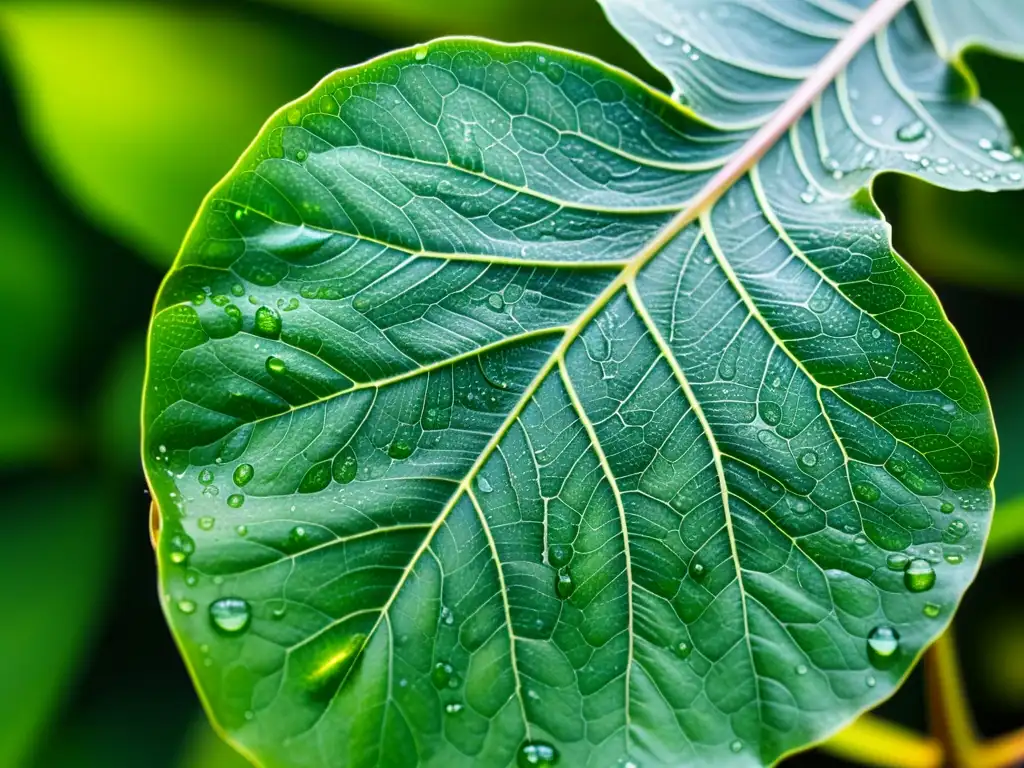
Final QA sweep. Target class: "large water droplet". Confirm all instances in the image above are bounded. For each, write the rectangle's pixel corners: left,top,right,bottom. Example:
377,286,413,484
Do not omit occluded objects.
266,356,287,375
518,741,559,767
548,544,572,568
254,306,282,338
227,494,245,508
233,463,254,487
940,501,955,514
942,518,968,544
209,598,251,635
487,293,505,312
867,625,900,662
904,558,936,592
555,568,575,599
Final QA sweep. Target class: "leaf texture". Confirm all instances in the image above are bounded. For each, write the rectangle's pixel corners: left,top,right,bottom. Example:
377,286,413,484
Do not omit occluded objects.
144,2,1024,765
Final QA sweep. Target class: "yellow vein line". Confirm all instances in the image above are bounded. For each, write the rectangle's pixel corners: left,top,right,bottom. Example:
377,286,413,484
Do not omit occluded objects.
558,359,635,744
467,487,531,739
627,280,761,719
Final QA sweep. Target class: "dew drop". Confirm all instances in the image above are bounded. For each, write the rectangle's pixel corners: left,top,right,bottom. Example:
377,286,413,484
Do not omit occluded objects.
388,439,413,460
673,640,692,660
655,32,673,46
198,516,215,531
487,293,505,312
940,501,955,514
227,494,245,508
944,552,963,565
254,306,282,338
866,675,877,688
689,561,706,580
267,357,287,376
942,518,968,544
867,625,900,662
233,463,254,487
209,598,251,635
518,741,559,767
177,599,196,614
923,602,941,618
414,45,429,61
548,544,572,569
886,553,910,571
445,703,463,714
896,120,928,143
799,450,818,468
730,741,742,754
295,149,308,162
990,149,1014,163
198,469,214,486
904,558,936,592
477,476,493,494
871,114,884,126
431,662,454,689
555,568,575,599
796,664,808,676
169,533,195,565
236,525,248,537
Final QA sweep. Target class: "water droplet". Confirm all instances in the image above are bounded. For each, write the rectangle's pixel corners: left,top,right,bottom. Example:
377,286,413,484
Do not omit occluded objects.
871,115,884,126
286,108,301,125
518,741,560,767
867,625,900,662
414,45,428,61
227,494,245,508
940,501,955,514
198,469,214,485
555,568,575,599
477,476,493,494
169,533,195,565
800,189,816,204
689,561,706,579
288,526,308,549
295,149,308,162
896,120,928,143
209,598,251,635
799,450,818,468
445,703,463,714
796,664,808,676
266,356,287,376
866,675,877,688
886,553,910,571
944,552,963,565
233,463,254,487
548,544,572,568
923,602,941,618
388,439,413,460
904,558,936,592
990,149,1014,163
254,306,281,338
487,293,505,312
673,640,692,660
730,740,742,754
854,482,880,503
432,662,454,688
871,328,882,340
230,284,245,297
198,516,215,531
655,32,673,46
236,525,248,536
942,518,968,544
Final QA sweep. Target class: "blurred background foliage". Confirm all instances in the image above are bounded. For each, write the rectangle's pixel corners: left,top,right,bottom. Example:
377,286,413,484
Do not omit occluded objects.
0,2,1020,766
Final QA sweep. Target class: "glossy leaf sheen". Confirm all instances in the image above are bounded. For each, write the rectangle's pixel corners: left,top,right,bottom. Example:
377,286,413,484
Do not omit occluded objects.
145,2,1022,765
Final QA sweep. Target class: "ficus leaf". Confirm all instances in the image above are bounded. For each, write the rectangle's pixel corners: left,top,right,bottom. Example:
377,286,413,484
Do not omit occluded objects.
144,1,1023,765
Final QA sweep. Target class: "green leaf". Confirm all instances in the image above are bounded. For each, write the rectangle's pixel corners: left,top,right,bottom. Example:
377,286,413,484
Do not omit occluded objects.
0,485,117,767
144,2,1023,765
0,2,377,264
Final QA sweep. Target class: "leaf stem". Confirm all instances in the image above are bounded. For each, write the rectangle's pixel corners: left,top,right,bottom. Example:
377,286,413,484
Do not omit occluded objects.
924,629,978,767
820,714,941,768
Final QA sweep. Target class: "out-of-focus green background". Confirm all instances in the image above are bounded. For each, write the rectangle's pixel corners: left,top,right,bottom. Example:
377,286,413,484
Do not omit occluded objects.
0,2,1021,766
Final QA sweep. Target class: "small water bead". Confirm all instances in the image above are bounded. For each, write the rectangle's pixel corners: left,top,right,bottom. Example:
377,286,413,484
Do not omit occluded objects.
990,149,1014,163
266,356,287,375
169,533,195,565
414,45,429,61
730,741,743,754
655,32,673,46
202,485,220,498
923,603,941,619
944,552,963,565
295,149,308,162
867,625,900,661
233,463,254,487
177,599,197,614
235,525,248,537
198,516,215,531
518,741,560,767
942,518,969,543
673,640,692,660
445,703,463,714
904,558,936,592
799,450,818,468
227,494,245,508
795,664,808,676
871,328,882,340
432,662,455,689
866,675,877,688
230,283,245,297
209,598,252,635
689,561,706,580
548,544,572,569
896,120,928,143
940,501,955,514
555,568,575,599
871,114,884,126
886,553,910,571
288,526,308,549
790,498,811,515
198,469,214,485
477,476,493,494
486,293,505,312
